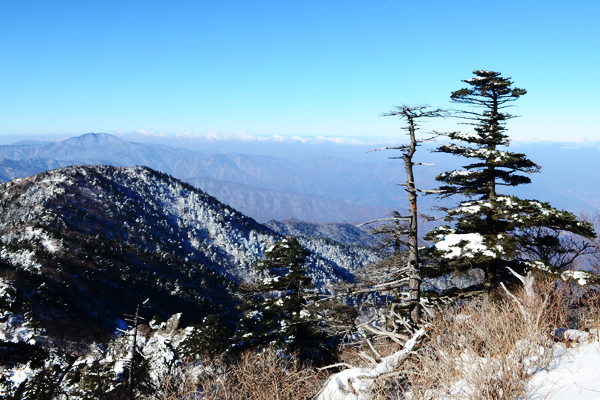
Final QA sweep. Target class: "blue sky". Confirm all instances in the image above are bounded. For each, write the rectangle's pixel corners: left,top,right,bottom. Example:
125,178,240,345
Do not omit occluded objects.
1,0,598,144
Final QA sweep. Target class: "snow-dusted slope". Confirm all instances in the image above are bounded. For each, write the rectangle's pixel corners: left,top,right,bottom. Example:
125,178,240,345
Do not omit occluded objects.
264,219,379,247
0,165,379,331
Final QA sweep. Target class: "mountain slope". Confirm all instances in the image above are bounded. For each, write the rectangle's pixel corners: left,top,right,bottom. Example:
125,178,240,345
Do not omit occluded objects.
0,165,379,333
265,219,379,247
60,132,126,147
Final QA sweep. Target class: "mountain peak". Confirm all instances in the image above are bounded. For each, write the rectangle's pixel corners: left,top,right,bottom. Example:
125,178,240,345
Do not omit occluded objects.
61,132,125,147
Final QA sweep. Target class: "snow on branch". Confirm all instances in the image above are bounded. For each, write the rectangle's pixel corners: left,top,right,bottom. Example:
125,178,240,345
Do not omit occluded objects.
416,188,444,194
434,233,500,258
366,146,408,153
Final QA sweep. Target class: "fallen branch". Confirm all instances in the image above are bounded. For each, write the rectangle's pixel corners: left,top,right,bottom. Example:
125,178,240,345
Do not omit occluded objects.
316,328,426,400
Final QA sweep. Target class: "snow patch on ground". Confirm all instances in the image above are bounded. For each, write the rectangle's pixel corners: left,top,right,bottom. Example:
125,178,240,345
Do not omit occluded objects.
0,312,37,343
0,247,42,272
0,278,16,306
23,226,62,253
529,340,600,400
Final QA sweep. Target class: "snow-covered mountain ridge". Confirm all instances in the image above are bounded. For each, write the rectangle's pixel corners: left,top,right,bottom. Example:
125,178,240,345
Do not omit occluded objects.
264,219,379,247
0,165,380,334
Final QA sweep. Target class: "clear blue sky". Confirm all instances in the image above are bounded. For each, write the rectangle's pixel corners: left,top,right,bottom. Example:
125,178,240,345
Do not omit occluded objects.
1,0,598,143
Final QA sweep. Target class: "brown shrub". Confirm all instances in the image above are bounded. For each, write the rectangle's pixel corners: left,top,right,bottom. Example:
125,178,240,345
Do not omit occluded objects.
154,347,325,400
401,276,599,400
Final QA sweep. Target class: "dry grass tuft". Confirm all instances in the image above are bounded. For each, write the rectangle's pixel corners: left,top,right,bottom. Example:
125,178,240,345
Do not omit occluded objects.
401,276,599,400
154,347,324,400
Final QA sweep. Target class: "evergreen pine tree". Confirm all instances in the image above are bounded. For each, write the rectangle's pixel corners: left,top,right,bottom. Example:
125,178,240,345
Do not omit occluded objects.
179,314,231,358
424,70,596,299
235,237,318,353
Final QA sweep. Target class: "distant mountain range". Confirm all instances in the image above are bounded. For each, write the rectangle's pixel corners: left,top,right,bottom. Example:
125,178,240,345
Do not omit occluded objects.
0,133,596,225
188,176,392,223
0,133,403,223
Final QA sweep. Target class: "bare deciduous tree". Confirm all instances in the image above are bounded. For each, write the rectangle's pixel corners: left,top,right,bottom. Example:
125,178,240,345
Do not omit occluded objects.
361,105,445,325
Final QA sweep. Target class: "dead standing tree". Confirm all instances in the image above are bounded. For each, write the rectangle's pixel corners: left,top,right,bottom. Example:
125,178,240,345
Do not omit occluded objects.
361,105,445,325
316,106,444,387
117,304,145,400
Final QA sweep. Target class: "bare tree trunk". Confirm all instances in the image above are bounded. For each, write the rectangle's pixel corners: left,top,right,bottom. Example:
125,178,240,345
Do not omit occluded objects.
128,305,139,400
404,116,421,323
365,105,443,325
483,265,495,303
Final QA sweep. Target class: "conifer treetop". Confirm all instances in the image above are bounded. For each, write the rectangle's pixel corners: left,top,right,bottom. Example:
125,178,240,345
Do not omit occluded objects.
236,237,317,351
435,70,540,199
449,70,526,146
256,237,312,289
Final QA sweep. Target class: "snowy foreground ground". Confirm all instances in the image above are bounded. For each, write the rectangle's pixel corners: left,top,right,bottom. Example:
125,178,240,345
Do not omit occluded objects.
529,339,600,400
3,317,600,399
319,331,600,400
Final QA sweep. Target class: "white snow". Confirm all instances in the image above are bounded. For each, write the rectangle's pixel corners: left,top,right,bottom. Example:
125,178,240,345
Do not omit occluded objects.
561,270,591,285
456,204,481,214
453,132,482,140
447,169,474,177
528,261,593,286
413,332,600,400
0,278,15,306
529,340,600,400
263,276,281,284
2,365,34,394
0,312,37,343
496,195,515,206
24,226,62,253
434,233,496,258
0,247,42,272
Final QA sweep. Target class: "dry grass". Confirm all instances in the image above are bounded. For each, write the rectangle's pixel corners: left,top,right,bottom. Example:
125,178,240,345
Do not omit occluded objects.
331,275,600,400
338,336,404,367
399,276,599,400
406,301,544,399
153,276,600,400
154,347,325,400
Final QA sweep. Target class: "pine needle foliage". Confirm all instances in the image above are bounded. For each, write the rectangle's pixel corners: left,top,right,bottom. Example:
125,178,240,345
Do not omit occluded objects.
424,70,596,299
235,237,319,354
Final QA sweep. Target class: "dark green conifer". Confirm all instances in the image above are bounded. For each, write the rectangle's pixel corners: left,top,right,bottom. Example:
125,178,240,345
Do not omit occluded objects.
424,70,596,299
179,314,231,358
235,237,318,353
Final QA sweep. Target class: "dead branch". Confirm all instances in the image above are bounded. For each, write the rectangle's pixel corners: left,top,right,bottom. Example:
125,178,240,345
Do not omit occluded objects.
359,323,409,344
357,217,411,227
